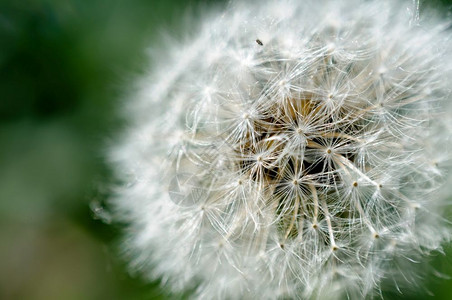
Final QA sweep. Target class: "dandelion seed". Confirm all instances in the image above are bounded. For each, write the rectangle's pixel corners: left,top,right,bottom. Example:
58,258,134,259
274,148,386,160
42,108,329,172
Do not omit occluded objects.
110,0,452,299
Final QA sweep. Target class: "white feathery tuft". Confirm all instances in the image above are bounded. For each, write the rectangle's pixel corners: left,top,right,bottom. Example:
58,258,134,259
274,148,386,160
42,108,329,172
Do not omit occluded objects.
109,0,452,298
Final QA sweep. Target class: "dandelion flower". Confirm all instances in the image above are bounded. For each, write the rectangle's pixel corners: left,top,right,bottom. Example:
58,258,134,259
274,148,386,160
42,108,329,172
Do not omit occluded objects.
109,0,452,298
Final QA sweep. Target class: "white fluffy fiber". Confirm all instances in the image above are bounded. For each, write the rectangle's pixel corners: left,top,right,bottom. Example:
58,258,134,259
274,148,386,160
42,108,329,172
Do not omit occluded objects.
110,0,452,298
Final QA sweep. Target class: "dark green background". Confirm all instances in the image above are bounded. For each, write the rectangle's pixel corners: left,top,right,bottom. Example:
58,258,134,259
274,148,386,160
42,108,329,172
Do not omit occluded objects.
0,0,451,299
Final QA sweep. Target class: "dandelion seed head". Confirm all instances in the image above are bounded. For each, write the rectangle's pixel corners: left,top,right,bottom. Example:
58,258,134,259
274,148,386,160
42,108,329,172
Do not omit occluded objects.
110,0,452,298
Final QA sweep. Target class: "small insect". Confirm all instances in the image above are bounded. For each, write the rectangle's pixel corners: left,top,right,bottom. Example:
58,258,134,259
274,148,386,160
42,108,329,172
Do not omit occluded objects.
255,39,263,46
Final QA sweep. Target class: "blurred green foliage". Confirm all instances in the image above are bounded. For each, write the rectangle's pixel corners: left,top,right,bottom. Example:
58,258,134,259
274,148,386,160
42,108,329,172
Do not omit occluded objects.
0,0,451,299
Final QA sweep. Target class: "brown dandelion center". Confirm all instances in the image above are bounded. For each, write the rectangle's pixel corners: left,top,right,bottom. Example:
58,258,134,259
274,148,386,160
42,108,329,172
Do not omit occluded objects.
232,96,359,241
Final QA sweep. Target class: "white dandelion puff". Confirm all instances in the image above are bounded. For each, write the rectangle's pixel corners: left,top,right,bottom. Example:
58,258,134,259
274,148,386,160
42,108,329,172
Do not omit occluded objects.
109,0,452,298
